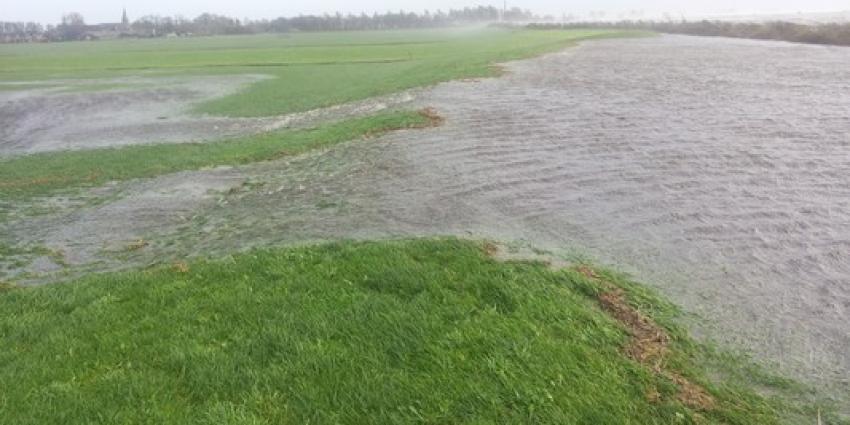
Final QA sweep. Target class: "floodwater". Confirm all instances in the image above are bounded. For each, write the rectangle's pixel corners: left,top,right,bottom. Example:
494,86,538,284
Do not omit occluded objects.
3,35,849,403
382,35,850,392
389,35,850,392
0,75,415,156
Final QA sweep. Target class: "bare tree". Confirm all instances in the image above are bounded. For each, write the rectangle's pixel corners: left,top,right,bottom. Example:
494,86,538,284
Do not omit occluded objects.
58,12,86,40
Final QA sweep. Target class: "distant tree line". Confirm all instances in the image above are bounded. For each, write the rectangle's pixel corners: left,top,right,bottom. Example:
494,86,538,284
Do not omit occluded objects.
0,21,45,42
1,13,89,42
1,6,536,42
528,20,850,47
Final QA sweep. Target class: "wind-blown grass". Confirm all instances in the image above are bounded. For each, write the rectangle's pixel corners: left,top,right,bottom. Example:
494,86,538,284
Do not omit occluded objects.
0,238,835,424
0,110,429,200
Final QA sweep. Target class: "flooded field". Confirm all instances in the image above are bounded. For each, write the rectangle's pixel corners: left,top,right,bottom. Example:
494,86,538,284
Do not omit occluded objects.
385,35,850,393
0,75,416,156
398,34,850,394
3,34,849,404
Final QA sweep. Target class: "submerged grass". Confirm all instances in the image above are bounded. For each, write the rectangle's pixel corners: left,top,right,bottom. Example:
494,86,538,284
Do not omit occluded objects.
0,110,430,200
0,238,834,424
0,29,645,117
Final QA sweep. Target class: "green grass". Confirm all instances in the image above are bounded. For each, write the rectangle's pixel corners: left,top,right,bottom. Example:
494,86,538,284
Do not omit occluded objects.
0,83,56,91
0,29,646,117
4,28,832,424
0,238,825,424
0,110,430,200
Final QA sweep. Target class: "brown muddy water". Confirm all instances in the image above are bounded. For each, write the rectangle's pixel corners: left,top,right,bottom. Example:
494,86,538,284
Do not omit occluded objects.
2,35,849,406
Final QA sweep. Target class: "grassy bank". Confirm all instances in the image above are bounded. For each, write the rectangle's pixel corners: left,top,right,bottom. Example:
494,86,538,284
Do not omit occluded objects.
0,239,834,424
0,110,431,201
0,29,642,117
530,21,850,47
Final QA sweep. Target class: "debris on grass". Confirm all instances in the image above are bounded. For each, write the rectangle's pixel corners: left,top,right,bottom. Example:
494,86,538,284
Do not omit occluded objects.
45,248,69,268
599,289,670,369
482,241,500,257
478,245,716,410
579,265,716,411
575,264,600,280
669,371,716,411
126,239,150,252
172,261,190,273
479,240,571,271
359,108,442,140
417,107,445,127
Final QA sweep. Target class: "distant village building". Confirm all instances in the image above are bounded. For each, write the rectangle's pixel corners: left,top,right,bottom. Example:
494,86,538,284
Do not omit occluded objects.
82,9,130,40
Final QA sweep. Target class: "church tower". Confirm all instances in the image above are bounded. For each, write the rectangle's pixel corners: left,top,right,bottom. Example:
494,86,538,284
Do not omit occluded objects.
121,8,129,28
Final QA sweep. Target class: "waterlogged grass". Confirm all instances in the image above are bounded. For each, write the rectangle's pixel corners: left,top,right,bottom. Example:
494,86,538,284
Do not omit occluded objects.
56,82,140,93
0,242,67,279
0,110,430,200
0,29,646,117
0,82,56,91
196,29,645,117
0,238,825,424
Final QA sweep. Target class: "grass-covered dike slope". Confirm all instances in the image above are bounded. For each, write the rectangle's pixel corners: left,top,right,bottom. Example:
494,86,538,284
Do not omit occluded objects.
0,239,836,424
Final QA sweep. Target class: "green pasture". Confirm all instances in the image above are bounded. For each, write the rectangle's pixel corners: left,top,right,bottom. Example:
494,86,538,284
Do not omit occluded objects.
0,29,642,116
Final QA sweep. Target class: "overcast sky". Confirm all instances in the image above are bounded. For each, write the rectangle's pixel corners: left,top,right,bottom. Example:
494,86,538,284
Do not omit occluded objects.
2,0,848,25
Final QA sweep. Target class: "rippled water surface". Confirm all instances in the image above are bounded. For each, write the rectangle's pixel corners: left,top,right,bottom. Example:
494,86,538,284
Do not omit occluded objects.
377,35,850,390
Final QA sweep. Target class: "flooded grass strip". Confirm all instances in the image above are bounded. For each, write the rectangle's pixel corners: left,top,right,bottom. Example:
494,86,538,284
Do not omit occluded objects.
0,110,436,201
0,238,821,424
1,29,645,117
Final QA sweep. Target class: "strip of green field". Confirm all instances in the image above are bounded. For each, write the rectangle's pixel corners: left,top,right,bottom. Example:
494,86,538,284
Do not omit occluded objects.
0,111,429,201
0,238,835,424
0,29,647,117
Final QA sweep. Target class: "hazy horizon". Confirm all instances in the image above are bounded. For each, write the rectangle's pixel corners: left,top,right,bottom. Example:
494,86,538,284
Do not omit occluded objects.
2,0,849,25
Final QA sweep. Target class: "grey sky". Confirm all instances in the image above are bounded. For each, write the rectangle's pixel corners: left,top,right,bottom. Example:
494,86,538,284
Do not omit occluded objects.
2,0,848,25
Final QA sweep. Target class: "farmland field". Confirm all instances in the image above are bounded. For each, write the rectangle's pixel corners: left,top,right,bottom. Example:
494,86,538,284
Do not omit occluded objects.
2,28,848,424
1,29,638,158
0,28,630,117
